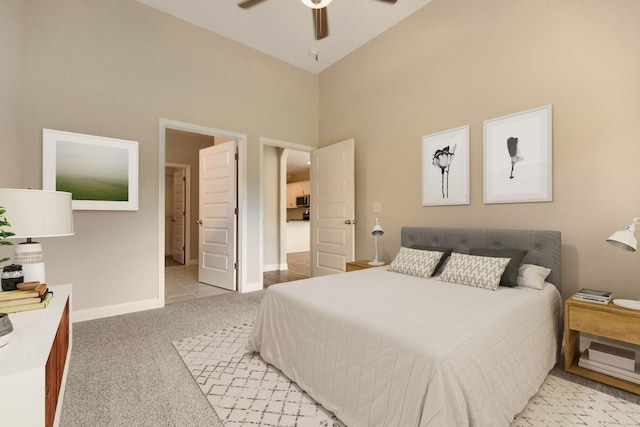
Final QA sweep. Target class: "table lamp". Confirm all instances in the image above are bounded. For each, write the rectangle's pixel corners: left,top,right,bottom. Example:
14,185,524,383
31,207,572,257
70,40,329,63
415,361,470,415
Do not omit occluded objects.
606,217,640,310
368,218,384,266
0,189,74,284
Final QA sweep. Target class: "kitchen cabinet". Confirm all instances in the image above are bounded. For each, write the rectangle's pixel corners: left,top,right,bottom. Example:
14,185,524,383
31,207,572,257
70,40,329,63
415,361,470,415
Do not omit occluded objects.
286,180,310,208
286,221,310,252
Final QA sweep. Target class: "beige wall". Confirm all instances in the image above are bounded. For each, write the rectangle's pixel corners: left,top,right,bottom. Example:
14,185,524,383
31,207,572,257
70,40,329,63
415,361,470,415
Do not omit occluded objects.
2,0,318,314
319,0,640,299
0,0,24,187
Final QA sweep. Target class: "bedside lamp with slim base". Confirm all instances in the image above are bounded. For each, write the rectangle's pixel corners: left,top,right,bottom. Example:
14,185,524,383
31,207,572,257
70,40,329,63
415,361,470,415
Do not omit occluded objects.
607,217,640,310
368,218,384,266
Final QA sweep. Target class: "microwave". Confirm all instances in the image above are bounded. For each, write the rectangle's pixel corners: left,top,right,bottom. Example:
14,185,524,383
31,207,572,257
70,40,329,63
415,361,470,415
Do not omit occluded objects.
296,195,310,208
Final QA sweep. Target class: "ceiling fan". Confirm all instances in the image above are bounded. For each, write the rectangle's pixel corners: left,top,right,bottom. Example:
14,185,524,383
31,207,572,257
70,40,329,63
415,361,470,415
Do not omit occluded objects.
238,0,398,40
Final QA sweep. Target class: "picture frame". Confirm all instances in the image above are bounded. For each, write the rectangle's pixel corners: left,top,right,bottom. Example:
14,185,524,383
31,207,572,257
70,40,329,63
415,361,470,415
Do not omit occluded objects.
483,105,552,204
422,125,470,206
43,129,139,211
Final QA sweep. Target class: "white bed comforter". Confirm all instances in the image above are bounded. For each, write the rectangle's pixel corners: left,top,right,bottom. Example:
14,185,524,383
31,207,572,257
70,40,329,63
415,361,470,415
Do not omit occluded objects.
247,267,562,427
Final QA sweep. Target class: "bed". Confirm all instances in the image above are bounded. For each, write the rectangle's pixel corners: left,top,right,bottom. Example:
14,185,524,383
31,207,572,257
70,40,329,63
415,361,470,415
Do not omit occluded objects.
247,227,562,427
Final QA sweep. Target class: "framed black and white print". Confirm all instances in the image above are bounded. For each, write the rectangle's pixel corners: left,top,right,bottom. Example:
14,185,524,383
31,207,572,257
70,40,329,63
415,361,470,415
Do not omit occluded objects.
483,105,552,204
422,125,470,206
43,129,139,211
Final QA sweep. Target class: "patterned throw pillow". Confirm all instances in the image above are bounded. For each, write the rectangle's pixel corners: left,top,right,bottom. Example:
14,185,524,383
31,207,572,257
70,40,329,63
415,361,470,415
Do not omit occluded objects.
469,248,528,287
439,253,511,291
387,247,444,278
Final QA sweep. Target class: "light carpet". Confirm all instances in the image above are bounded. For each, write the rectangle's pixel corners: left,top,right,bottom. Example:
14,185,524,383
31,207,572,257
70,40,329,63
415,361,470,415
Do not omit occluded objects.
173,323,640,427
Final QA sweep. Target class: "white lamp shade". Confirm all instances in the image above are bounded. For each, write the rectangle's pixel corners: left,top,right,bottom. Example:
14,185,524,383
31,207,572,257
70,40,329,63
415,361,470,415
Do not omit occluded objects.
300,0,333,9
371,218,384,236
0,188,74,239
607,230,637,251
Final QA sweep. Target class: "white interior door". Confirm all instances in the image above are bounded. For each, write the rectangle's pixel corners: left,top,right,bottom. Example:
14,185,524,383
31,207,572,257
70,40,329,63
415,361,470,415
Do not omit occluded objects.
311,138,355,276
198,141,237,291
172,169,186,264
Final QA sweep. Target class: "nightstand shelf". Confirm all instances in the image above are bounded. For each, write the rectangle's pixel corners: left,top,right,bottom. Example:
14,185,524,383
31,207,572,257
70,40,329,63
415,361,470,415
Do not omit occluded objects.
564,296,640,394
346,260,387,272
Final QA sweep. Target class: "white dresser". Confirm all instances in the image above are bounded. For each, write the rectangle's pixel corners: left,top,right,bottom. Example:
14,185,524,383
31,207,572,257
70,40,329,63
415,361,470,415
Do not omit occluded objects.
0,284,72,427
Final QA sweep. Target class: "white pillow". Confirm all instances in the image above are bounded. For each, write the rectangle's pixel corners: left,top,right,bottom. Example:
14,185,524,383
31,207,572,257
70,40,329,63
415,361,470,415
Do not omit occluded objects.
387,247,443,278
517,263,551,290
439,253,510,291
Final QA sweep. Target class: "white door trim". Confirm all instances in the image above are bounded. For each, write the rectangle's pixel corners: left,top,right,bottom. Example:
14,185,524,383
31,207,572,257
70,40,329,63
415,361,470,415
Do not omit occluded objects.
258,137,313,289
159,119,248,307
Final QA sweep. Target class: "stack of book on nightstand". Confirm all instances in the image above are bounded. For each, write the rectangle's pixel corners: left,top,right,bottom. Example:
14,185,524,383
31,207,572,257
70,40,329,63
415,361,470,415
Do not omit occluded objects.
579,342,640,384
0,283,52,314
572,288,613,305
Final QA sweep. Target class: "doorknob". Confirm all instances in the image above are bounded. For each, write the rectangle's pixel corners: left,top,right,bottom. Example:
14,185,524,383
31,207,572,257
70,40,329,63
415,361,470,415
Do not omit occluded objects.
345,220,355,225
196,219,203,225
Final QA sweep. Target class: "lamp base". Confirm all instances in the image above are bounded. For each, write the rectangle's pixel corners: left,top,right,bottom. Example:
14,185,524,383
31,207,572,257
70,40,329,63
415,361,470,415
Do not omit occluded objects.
612,299,640,310
368,260,385,266
14,242,46,284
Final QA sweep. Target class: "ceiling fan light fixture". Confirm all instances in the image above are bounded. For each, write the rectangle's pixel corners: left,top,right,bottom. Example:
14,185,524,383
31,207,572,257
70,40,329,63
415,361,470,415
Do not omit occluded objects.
300,0,332,9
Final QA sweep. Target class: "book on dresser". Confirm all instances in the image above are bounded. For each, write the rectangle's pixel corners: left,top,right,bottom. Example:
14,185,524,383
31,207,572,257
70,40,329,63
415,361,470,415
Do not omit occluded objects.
0,284,51,313
0,291,53,313
572,288,613,304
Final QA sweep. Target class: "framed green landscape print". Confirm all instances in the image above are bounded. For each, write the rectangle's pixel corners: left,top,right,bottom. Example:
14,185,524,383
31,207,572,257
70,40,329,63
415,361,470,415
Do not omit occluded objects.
43,129,139,211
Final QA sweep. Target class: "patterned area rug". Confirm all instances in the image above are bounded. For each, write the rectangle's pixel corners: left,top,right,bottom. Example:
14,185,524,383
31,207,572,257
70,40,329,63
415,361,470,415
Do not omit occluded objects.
173,324,640,427
173,323,344,427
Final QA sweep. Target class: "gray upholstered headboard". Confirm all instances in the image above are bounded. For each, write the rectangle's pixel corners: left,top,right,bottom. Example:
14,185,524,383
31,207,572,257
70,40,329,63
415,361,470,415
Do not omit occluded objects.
401,227,561,290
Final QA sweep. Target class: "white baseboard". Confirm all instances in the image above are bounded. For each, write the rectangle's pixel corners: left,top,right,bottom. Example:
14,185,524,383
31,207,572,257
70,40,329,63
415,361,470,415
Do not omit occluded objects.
72,298,161,323
263,263,288,272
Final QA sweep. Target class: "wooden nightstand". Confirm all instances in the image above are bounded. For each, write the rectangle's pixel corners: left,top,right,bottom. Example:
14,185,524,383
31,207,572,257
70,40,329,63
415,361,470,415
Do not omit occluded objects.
564,296,640,394
346,260,387,272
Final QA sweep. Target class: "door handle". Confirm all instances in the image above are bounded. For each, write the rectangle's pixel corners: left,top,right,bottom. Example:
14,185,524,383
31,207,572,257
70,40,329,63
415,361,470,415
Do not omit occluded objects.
345,219,355,225
196,220,203,225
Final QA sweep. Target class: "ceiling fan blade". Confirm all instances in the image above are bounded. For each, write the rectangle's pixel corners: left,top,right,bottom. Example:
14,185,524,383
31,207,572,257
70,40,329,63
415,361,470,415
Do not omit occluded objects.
376,0,398,3
313,7,329,40
238,0,268,8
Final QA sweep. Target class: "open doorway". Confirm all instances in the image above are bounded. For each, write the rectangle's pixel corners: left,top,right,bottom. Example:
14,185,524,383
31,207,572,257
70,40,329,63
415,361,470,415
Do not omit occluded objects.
158,119,248,306
260,138,312,288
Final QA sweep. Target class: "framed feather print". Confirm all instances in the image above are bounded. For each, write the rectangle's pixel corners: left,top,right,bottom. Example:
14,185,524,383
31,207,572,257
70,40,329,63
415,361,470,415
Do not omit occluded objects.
483,105,552,204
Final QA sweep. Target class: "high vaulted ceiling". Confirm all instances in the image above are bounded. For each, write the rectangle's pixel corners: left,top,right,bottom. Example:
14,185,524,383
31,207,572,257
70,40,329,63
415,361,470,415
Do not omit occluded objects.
136,0,432,73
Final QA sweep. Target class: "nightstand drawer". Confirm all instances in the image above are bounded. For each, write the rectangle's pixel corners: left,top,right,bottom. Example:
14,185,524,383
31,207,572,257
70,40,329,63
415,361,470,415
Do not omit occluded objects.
569,305,640,345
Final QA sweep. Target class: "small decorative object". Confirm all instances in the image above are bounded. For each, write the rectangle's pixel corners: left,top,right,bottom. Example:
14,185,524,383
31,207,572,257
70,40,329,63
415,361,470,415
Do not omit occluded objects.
42,128,139,211
607,217,640,310
1,264,23,291
422,125,470,206
483,105,552,204
0,313,13,348
368,218,385,266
